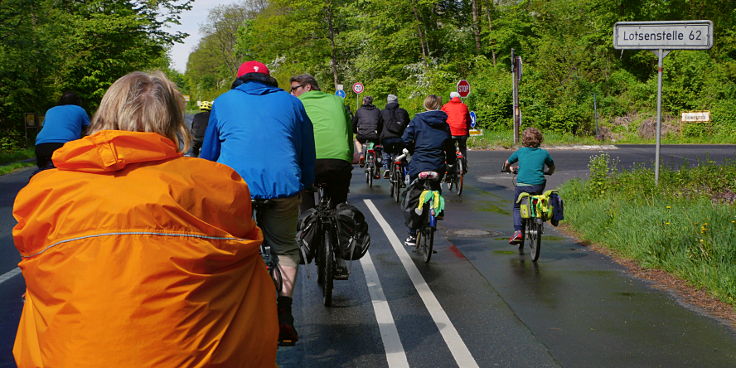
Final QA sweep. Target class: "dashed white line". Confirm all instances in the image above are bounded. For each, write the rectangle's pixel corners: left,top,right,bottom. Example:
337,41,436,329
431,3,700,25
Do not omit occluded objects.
360,250,410,368
0,267,21,285
364,199,479,368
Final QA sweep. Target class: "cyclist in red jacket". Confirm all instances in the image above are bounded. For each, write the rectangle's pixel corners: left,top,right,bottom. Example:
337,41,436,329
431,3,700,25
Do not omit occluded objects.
441,91,471,172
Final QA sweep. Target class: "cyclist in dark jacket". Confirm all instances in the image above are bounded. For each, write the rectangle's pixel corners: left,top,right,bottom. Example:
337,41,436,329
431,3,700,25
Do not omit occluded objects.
401,95,455,246
353,96,383,168
379,94,410,178
190,101,211,157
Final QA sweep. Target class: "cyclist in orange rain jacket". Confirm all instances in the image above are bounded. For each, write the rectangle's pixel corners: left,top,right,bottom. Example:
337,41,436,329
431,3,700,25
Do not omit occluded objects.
12,71,278,368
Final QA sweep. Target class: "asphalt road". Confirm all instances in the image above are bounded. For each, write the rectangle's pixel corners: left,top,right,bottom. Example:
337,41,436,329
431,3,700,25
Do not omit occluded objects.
1,145,735,367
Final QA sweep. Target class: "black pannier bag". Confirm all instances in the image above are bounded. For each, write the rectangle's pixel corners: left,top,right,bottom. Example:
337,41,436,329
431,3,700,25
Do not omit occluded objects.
334,203,371,260
296,207,319,264
549,192,564,227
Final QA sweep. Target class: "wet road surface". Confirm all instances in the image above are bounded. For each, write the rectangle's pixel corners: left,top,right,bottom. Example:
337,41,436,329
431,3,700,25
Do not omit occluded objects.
1,145,735,367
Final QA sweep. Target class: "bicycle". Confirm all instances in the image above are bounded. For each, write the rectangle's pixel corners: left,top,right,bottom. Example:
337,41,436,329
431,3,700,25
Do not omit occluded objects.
443,141,465,196
410,171,443,263
363,142,382,187
501,166,553,262
251,199,284,293
311,184,347,306
389,150,409,203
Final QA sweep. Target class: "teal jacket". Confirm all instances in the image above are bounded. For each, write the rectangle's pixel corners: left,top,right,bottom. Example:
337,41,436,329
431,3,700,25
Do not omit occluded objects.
298,90,353,162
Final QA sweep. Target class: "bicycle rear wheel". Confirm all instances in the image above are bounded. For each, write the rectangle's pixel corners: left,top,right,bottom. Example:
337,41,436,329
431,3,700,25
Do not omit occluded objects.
421,226,435,263
321,228,334,306
453,160,464,196
527,220,542,262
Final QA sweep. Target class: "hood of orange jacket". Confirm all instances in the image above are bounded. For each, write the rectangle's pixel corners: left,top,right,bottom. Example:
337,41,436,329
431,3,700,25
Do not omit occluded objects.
13,130,277,367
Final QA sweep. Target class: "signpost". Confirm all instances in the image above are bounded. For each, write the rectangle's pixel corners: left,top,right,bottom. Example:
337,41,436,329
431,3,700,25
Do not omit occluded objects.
614,20,713,185
352,82,364,111
456,80,470,98
511,49,522,145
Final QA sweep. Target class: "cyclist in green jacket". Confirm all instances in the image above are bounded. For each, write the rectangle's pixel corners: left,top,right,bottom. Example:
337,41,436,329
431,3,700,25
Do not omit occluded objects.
502,127,555,244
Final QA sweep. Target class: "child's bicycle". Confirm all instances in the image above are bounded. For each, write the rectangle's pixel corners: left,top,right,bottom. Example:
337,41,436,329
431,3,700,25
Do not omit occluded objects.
501,166,556,262
516,190,558,262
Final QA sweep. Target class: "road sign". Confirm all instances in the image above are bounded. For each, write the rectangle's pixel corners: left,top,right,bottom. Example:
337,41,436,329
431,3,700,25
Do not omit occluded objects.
336,90,346,98
469,111,477,128
456,80,470,98
469,129,483,137
681,111,710,122
183,94,191,102
352,82,364,94
613,21,713,50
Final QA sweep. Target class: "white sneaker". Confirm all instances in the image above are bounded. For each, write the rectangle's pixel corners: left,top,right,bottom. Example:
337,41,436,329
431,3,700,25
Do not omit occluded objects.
404,235,417,247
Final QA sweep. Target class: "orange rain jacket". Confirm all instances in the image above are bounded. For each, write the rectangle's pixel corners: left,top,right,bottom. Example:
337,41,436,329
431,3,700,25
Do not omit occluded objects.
440,97,471,136
12,130,277,367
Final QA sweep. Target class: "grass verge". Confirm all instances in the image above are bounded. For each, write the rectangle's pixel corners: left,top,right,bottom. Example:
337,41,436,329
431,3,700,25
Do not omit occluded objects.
468,129,736,149
0,148,35,176
558,154,736,309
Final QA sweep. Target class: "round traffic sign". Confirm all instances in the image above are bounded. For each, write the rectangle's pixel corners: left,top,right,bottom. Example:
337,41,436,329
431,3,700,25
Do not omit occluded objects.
352,82,364,94
335,90,346,98
456,80,470,98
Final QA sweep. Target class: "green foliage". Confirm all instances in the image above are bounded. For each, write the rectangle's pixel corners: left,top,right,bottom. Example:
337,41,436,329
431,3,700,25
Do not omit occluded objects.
0,0,192,130
560,159,736,306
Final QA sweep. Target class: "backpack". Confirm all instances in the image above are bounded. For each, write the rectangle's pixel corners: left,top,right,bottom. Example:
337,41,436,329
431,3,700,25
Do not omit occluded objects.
296,208,320,264
334,203,371,260
385,108,405,135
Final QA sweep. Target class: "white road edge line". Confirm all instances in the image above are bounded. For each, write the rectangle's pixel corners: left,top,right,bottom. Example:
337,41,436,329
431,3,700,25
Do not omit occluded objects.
0,267,21,285
363,199,479,368
360,250,410,368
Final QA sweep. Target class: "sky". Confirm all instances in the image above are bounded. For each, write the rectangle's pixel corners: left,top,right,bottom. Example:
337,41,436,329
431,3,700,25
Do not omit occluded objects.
167,0,241,73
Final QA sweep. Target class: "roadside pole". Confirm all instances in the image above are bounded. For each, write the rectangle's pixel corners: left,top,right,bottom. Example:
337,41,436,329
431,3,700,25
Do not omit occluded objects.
613,20,713,185
654,49,668,184
511,48,520,145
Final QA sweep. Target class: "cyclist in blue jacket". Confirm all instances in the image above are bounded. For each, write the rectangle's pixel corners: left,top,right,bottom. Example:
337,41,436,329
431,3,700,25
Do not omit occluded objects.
502,127,555,245
200,61,315,346
401,95,455,246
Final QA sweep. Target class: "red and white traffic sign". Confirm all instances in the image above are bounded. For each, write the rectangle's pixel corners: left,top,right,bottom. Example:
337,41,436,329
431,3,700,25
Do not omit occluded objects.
352,82,364,94
456,80,470,97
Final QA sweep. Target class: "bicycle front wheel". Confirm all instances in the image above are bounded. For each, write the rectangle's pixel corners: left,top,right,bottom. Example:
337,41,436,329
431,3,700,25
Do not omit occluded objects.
392,166,402,203
527,220,542,262
322,229,334,306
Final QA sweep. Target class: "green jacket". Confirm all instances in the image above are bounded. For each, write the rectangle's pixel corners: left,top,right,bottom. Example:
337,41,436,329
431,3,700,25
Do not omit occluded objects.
298,90,354,162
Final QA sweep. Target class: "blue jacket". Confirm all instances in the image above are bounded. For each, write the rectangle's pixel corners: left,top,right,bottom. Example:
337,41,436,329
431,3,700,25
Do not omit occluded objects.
200,81,316,199
35,105,90,145
401,110,455,178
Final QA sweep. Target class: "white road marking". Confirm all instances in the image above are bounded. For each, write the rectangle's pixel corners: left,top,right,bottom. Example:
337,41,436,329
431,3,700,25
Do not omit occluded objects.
364,199,479,368
0,267,21,285
360,250,410,368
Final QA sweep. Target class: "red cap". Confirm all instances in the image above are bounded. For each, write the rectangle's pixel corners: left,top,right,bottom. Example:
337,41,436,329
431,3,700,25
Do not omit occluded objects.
237,61,270,77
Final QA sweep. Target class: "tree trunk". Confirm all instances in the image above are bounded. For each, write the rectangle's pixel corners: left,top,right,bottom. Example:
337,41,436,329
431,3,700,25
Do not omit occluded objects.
485,0,496,65
471,0,482,53
324,2,339,89
411,3,429,62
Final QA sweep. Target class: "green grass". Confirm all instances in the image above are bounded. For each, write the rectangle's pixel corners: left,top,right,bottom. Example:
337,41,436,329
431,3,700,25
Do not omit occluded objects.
468,129,736,149
559,155,736,308
0,148,35,175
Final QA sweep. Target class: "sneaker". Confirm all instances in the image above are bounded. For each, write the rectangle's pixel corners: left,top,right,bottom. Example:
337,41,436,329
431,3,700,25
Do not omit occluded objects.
374,172,381,179
359,155,365,168
508,230,523,245
277,296,299,346
383,170,390,179
404,235,417,247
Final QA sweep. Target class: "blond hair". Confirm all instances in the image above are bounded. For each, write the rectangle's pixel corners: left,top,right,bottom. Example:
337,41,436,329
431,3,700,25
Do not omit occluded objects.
423,94,442,111
90,71,190,152
522,127,543,148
